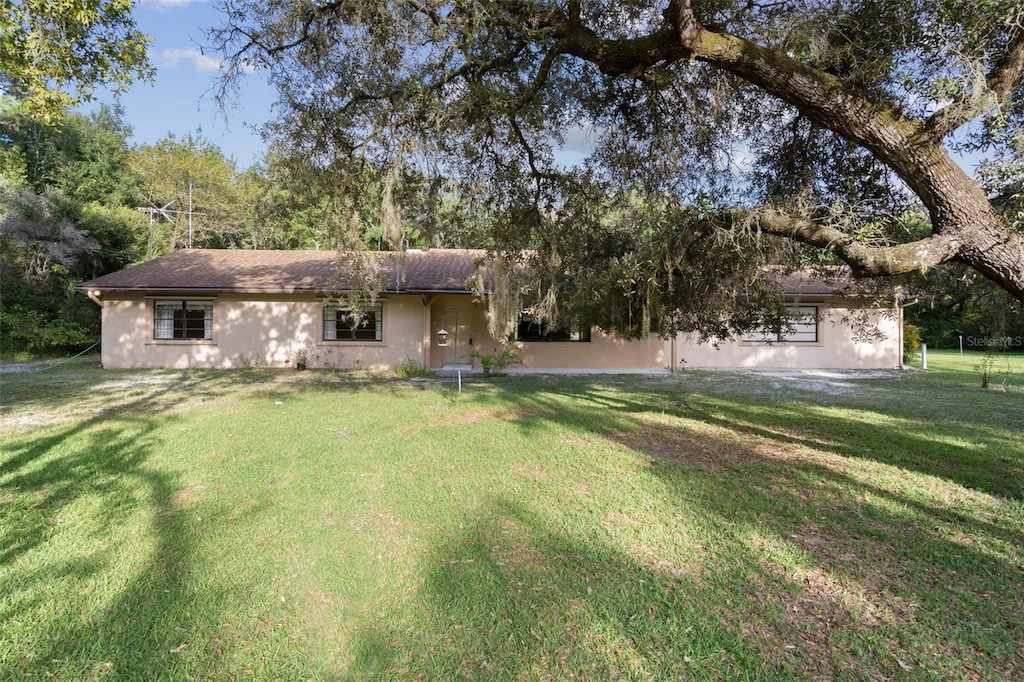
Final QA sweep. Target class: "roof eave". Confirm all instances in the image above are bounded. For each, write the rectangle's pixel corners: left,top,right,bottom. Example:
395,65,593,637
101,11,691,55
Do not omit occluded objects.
76,285,479,295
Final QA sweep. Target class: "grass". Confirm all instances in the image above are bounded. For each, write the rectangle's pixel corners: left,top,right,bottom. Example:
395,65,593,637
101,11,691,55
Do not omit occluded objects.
1,350,1022,680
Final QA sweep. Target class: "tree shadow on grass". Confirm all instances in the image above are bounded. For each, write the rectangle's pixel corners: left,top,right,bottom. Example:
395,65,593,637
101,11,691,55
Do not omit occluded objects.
369,371,1021,676
677,395,1024,499
0,373,251,679
346,496,792,681
625,420,1024,679
480,373,1023,498
460,377,1024,678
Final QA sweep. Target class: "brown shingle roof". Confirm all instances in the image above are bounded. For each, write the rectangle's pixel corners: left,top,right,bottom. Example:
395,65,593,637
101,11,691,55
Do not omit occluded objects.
78,249,489,294
766,266,853,298
79,249,854,298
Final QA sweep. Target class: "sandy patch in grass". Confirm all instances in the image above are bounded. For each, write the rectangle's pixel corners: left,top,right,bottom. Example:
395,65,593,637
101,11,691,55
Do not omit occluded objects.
432,408,499,427
346,506,404,537
510,462,552,481
0,414,49,430
0,362,43,374
2,371,197,432
617,420,749,473
671,368,907,400
491,517,553,577
171,484,206,509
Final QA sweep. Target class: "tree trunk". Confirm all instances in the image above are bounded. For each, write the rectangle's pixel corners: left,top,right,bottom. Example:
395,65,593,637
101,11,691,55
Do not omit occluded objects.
951,214,1024,299
690,27,1024,302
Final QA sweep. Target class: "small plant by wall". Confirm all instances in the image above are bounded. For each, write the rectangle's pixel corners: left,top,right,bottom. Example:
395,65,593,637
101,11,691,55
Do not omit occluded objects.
471,344,522,376
395,358,431,378
233,353,262,369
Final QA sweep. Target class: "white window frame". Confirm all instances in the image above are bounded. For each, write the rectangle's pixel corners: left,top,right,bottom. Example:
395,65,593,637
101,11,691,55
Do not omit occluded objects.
323,302,383,342
152,299,214,341
741,305,819,343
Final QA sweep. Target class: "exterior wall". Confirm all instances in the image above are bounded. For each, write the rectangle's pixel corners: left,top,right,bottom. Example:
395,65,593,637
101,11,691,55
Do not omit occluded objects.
512,332,665,370
425,295,665,371
668,304,902,370
310,294,427,371
99,292,894,372
99,293,428,370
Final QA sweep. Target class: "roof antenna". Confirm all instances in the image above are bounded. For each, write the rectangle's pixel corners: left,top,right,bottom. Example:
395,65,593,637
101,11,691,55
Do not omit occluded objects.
136,180,206,257
188,178,194,250
136,200,175,259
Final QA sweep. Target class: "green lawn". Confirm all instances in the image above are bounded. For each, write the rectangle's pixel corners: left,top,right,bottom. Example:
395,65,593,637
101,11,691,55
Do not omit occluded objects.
1,350,1022,680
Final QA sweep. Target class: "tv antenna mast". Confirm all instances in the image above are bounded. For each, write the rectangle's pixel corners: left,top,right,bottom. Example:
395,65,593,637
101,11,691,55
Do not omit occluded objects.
136,200,176,259
136,182,207,256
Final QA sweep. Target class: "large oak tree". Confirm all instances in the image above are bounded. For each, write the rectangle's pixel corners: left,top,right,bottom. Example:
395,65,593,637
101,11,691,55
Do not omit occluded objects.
210,0,1024,332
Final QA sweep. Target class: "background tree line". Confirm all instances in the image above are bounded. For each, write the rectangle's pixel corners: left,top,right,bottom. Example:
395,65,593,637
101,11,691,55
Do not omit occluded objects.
3,0,1023,357
0,105,488,355
1,100,1020,356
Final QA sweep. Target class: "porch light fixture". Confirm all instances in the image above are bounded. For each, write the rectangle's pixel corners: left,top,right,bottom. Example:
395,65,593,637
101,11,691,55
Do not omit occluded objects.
437,328,449,347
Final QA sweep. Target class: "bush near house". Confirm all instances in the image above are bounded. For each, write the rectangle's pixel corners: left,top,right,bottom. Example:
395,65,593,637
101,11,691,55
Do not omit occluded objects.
903,322,922,363
471,344,522,375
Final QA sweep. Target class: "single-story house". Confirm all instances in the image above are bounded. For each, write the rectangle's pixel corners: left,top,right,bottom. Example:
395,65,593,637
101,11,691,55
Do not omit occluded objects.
77,249,903,372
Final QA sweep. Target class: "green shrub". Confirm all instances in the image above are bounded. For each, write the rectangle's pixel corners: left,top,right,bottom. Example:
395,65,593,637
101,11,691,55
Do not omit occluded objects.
974,353,1011,390
0,306,94,354
471,344,522,376
395,358,431,378
903,323,922,364
975,354,995,389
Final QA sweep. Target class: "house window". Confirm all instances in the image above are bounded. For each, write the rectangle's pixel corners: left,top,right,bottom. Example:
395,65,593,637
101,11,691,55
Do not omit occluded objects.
742,305,819,343
153,300,213,340
516,314,591,342
324,303,382,342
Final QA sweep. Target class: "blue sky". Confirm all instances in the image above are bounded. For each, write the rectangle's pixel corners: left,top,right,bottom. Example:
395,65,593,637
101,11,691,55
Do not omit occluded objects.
93,1,983,177
94,0,274,168
91,0,601,171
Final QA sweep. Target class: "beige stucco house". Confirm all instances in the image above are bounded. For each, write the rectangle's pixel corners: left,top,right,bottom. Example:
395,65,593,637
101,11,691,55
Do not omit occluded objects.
78,249,903,372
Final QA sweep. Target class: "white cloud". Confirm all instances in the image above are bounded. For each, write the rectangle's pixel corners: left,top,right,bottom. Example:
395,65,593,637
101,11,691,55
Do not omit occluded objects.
161,47,223,73
554,123,598,167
